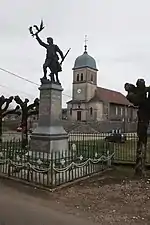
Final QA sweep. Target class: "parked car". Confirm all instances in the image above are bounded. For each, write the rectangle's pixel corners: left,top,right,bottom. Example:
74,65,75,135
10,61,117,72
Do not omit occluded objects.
17,127,22,132
105,130,126,143
16,127,33,133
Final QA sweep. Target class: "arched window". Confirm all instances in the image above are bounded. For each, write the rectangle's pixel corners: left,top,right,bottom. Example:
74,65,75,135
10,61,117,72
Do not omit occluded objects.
70,108,72,115
90,107,93,115
91,74,93,81
81,73,83,81
77,74,79,81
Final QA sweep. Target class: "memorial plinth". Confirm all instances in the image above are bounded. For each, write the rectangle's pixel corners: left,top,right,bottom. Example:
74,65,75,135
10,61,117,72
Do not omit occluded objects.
30,82,68,153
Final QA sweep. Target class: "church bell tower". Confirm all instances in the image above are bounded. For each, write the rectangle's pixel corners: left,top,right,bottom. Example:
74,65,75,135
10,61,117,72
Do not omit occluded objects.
72,36,98,102
67,36,98,121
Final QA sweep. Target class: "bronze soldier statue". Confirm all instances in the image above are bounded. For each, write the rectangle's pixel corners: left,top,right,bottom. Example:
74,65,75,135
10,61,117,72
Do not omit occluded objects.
35,33,64,84
29,20,70,84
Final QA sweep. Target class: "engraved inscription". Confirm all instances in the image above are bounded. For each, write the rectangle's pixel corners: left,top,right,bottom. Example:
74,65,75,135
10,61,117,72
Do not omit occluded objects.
39,88,62,120
51,93,61,118
39,99,50,116
40,90,50,99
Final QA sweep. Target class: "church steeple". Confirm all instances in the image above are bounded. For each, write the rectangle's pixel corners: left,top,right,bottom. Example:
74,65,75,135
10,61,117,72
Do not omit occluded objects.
84,35,88,53
72,35,98,71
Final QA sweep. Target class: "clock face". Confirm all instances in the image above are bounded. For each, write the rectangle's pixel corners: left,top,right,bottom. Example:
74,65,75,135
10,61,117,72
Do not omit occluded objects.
77,89,81,94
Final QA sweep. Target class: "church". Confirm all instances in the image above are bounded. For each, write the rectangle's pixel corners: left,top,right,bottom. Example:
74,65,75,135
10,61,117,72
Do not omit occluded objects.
66,42,137,122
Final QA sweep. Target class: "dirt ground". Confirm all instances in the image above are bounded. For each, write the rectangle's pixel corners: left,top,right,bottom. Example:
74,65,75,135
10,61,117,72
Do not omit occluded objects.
1,166,150,225
52,166,150,225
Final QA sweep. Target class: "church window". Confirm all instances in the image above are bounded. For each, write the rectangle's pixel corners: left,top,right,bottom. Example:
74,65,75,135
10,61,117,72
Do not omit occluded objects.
121,107,123,116
90,107,93,115
91,74,93,81
70,108,72,115
77,74,79,81
115,106,118,115
81,73,83,81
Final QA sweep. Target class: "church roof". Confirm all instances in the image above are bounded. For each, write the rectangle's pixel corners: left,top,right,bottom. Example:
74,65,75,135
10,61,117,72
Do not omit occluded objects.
89,87,131,106
72,45,98,71
67,87,131,106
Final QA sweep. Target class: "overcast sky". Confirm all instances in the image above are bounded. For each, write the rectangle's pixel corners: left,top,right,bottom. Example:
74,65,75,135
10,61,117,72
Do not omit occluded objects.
0,0,150,107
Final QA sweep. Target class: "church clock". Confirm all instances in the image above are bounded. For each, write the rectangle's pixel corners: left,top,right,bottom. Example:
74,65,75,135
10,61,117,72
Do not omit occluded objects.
77,88,82,94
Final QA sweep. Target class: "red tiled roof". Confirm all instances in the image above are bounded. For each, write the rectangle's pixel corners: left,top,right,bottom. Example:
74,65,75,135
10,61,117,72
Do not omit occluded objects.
67,86,132,106
90,87,131,106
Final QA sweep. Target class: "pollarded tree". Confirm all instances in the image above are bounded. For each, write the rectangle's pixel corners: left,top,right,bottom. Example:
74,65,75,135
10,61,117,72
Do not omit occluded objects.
0,96,21,142
124,79,150,176
14,96,39,148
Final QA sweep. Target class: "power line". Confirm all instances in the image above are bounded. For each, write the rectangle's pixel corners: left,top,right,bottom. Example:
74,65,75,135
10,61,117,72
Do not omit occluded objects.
0,67,39,86
0,67,72,98
0,84,35,98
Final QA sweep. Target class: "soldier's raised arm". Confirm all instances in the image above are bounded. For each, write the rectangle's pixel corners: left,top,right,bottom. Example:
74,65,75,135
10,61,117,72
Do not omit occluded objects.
35,34,48,48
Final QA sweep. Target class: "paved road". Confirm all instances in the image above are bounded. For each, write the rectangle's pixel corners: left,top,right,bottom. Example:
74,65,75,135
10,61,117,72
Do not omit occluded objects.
0,179,97,225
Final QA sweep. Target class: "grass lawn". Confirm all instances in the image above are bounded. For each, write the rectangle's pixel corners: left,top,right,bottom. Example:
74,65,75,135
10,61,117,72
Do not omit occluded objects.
69,138,150,164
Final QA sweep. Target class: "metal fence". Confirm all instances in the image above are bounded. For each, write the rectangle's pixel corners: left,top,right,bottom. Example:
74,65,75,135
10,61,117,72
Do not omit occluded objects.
0,132,146,189
69,132,138,163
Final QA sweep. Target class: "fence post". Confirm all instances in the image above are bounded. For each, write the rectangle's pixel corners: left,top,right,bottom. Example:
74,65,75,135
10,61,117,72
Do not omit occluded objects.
27,152,30,182
107,150,111,167
50,151,54,188
7,140,11,176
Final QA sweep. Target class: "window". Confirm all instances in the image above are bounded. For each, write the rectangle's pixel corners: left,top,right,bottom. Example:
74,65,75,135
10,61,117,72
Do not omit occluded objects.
81,73,83,81
115,106,118,115
121,107,123,116
77,74,79,81
90,107,93,115
91,74,93,81
70,108,72,115
77,111,81,121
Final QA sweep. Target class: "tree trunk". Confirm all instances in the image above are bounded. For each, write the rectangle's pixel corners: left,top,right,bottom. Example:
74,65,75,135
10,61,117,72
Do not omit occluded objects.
21,119,28,149
135,110,149,177
135,137,147,176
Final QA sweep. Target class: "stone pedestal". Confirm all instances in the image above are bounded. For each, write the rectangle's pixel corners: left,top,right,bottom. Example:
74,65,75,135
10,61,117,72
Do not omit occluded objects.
30,83,68,153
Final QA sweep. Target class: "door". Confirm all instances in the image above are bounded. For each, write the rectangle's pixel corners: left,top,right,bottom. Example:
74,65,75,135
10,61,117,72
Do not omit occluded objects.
77,111,81,121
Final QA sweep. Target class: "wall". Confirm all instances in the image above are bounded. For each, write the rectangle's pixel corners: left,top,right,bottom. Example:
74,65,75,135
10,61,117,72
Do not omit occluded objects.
67,101,104,122
67,102,87,121
109,103,124,121
72,83,87,101
72,68,86,101
89,121,137,133
61,120,137,133
86,83,97,101
86,102,96,121
109,103,137,122
95,102,104,121
72,68,97,101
